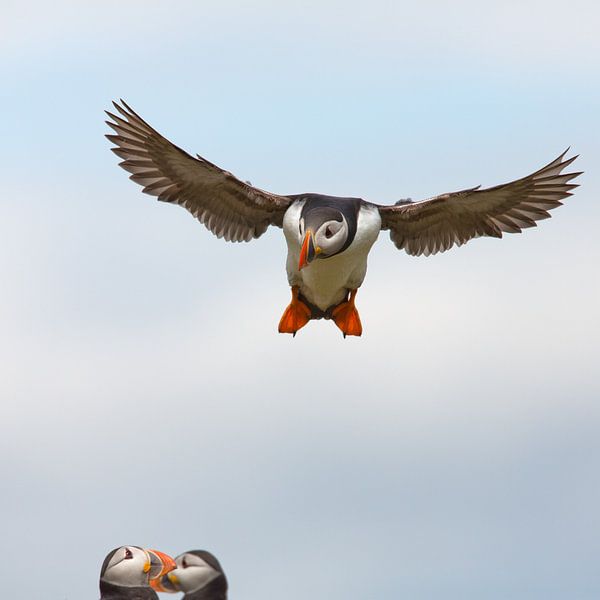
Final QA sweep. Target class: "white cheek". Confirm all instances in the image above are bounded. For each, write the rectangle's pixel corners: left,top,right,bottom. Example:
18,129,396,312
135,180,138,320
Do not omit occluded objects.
104,555,148,586
282,202,305,247
318,226,346,254
177,566,220,593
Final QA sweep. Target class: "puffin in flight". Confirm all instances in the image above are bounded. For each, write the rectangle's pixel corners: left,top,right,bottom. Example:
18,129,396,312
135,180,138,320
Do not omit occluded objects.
99,546,176,600
106,100,581,337
151,549,228,600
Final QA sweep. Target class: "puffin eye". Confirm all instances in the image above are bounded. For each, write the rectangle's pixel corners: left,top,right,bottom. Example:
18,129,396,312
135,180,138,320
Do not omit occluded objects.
325,226,334,239
182,557,188,568
124,548,133,560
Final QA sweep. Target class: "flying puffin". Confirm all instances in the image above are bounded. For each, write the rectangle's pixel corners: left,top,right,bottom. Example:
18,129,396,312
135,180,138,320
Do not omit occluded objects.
99,546,176,600
106,100,581,337
150,550,228,600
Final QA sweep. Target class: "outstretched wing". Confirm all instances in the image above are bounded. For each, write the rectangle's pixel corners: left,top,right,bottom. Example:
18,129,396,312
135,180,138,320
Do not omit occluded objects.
106,100,293,242
377,150,581,256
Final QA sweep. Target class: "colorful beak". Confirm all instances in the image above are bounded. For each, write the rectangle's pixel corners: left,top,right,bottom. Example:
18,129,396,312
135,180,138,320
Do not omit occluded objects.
147,549,176,585
299,230,319,269
150,570,181,593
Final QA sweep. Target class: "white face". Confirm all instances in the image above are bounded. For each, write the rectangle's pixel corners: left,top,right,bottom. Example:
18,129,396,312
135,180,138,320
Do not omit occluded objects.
299,215,348,258
168,552,220,593
102,546,150,587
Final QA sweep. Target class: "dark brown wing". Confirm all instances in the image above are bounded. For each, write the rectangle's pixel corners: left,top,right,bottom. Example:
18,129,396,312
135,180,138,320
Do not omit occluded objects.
105,100,293,242
377,150,582,256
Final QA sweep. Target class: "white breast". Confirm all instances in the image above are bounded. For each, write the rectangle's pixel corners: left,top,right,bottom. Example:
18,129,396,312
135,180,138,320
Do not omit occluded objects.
282,202,381,311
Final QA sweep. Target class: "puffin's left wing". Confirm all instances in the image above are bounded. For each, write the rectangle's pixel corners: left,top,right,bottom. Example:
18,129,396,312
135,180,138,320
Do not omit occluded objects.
377,150,581,256
106,100,293,242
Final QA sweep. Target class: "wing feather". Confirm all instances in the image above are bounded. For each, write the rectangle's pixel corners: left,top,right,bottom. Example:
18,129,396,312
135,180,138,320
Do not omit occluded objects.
377,150,581,256
105,100,292,242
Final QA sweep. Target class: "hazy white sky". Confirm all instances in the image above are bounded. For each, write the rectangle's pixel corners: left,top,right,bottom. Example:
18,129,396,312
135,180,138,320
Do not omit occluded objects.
1,1,599,599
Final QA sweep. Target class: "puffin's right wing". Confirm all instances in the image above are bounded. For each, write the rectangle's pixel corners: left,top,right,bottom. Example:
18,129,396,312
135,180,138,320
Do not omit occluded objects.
377,150,581,256
106,100,293,242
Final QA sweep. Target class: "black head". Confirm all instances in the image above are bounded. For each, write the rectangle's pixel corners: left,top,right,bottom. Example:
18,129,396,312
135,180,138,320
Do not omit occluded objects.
100,546,155,599
100,546,176,600
155,549,227,600
294,195,361,268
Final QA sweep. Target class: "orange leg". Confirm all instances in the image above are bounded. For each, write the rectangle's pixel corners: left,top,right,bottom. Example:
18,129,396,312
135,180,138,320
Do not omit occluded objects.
332,289,362,338
278,286,311,336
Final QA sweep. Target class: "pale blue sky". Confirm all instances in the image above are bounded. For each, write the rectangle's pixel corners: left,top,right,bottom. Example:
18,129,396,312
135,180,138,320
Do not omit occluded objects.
1,1,599,598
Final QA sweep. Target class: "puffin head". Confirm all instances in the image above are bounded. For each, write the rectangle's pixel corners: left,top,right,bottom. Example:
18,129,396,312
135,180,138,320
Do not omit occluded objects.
151,550,227,598
298,204,353,269
100,546,176,596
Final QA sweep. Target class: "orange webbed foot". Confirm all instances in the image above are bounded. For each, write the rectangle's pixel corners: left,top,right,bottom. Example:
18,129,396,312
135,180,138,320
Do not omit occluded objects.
278,286,311,336
332,289,362,338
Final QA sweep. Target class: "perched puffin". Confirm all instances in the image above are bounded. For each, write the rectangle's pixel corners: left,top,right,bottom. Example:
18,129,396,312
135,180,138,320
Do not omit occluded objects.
151,550,227,600
106,100,581,337
99,546,176,600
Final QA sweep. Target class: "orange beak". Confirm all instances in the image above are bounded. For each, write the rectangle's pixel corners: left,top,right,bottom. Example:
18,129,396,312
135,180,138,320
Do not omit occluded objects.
299,230,319,270
150,576,178,592
150,569,181,593
147,549,176,587
149,577,167,592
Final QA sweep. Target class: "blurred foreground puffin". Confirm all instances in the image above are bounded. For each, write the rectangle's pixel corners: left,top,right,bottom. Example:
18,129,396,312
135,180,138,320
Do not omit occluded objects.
151,550,227,600
106,101,581,337
99,546,176,600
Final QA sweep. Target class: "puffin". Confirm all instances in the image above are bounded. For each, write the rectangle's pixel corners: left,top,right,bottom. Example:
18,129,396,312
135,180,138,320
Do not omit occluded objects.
106,100,581,337
150,550,227,600
99,546,176,600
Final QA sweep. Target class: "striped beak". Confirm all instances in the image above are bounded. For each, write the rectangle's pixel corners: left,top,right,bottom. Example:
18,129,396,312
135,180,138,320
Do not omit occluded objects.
147,549,176,586
299,230,320,269
150,570,181,593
